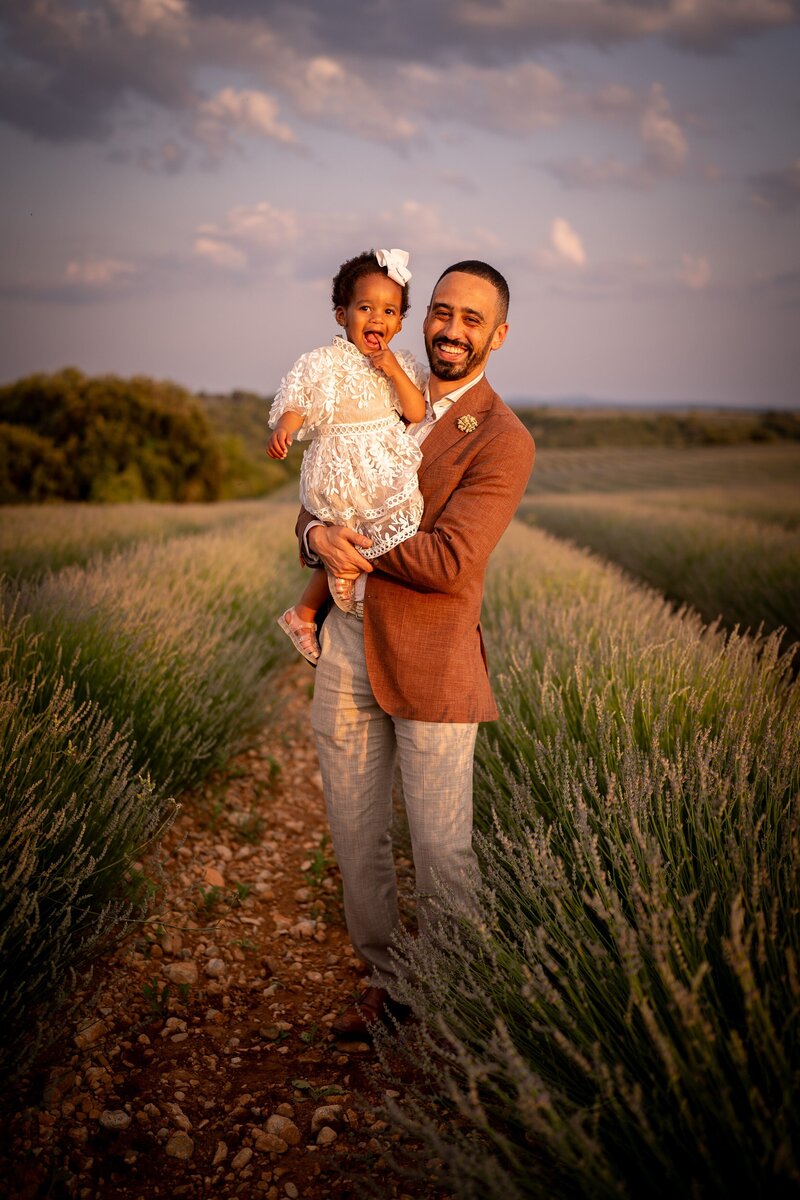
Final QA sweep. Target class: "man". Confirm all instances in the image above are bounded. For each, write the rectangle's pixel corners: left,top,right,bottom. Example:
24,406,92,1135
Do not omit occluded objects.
297,261,535,1038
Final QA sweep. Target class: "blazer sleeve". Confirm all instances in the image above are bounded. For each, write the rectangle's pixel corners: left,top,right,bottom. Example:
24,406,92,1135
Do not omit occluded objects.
295,506,322,567
375,424,534,595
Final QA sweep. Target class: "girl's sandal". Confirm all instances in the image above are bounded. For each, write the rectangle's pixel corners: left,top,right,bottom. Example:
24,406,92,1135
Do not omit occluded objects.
328,573,356,614
277,608,320,665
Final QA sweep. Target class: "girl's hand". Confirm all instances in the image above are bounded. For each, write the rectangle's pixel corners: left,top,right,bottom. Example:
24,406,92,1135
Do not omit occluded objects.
267,428,293,459
366,336,400,379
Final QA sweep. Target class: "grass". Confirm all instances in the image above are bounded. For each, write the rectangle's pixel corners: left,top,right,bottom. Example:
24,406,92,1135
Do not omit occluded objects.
8,503,303,789
524,442,800,496
606,483,800,531
385,520,800,1199
0,496,285,580
1,499,305,1071
0,606,173,1072
521,494,800,648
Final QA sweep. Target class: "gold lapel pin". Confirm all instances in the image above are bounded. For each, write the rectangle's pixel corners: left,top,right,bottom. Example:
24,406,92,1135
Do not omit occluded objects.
456,414,478,433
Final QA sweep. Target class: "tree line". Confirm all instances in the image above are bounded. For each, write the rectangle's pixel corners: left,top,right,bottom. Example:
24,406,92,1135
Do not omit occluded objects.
0,369,230,503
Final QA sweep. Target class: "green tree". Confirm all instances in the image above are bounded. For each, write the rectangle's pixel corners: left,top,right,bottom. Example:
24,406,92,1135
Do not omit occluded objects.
0,369,224,503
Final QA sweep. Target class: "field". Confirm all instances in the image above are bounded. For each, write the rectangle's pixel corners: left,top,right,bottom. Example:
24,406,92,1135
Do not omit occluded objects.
0,495,286,579
521,442,800,648
2,434,798,1196
1,502,304,1069
389,520,799,1197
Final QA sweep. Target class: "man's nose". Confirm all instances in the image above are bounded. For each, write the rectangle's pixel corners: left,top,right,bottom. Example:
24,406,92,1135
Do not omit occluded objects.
440,313,463,340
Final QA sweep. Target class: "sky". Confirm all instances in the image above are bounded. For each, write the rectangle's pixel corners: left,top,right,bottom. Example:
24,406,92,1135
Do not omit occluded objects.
1,1,799,408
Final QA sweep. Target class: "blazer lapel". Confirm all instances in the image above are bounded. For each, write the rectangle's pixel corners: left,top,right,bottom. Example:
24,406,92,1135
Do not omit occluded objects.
418,377,496,480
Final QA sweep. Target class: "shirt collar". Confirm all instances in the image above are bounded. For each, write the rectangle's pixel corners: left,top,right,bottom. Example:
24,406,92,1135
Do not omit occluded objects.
425,371,484,412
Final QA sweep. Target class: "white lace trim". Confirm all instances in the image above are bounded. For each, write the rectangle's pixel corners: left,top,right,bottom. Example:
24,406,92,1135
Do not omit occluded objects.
315,415,396,438
360,521,420,559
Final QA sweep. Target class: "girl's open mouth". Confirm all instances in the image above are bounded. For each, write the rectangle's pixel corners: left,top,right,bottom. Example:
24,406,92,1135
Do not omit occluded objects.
364,331,381,350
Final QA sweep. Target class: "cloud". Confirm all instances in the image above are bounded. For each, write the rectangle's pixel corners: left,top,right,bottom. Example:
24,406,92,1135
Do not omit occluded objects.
435,171,478,194
547,155,644,191
109,0,188,39
546,82,690,190
543,250,721,301
65,256,138,286
752,265,800,307
641,83,688,177
454,0,798,53
188,196,502,285
192,200,301,270
194,87,297,157
678,254,711,290
192,237,247,270
531,218,588,271
749,160,800,211
397,59,637,139
550,218,587,267
188,0,799,59
0,0,792,158
0,253,140,304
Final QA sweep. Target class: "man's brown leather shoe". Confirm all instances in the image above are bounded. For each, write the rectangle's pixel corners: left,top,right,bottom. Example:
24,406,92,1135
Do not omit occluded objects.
331,986,411,1039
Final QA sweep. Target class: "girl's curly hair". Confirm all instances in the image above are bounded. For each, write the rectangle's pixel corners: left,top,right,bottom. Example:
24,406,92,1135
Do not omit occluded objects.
331,250,410,316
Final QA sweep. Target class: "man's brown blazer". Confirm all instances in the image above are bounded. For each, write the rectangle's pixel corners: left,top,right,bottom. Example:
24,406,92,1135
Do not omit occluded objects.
297,376,535,723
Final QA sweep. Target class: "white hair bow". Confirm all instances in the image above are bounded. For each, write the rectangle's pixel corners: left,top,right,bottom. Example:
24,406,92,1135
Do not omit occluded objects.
375,248,412,286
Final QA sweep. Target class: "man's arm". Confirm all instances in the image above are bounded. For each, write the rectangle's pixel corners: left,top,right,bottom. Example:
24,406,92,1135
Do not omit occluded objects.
375,426,534,594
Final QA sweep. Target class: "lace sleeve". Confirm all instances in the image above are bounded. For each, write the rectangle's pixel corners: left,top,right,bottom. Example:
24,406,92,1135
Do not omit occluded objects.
268,347,328,441
395,350,429,393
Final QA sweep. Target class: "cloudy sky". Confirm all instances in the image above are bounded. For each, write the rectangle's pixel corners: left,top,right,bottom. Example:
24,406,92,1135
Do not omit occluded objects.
1,0,798,407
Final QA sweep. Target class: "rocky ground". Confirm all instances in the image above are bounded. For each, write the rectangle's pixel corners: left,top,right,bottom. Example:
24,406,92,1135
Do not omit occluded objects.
2,663,448,1199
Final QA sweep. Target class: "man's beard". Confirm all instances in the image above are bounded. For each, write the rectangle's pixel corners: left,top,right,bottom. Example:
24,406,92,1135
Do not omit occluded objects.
425,333,492,381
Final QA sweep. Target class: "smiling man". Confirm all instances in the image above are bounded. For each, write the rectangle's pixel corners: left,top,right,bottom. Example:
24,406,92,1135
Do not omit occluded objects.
297,260,535,1038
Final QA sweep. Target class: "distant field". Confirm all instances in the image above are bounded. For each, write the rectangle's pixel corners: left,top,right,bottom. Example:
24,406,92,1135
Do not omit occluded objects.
526,442,800,495
0,496,284,579
522,442,800,647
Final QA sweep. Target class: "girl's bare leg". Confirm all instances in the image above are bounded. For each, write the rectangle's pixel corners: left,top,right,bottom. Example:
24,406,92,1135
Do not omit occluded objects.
278,569,329,664
294,568,330,623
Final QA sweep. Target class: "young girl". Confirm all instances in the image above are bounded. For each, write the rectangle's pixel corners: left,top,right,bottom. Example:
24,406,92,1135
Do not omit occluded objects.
267,248,428,664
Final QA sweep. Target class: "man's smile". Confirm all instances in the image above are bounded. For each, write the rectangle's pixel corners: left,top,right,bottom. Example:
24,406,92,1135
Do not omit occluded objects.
433,338,469,360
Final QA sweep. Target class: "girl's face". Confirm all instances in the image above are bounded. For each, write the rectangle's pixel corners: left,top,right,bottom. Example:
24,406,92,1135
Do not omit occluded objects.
335,273,404,356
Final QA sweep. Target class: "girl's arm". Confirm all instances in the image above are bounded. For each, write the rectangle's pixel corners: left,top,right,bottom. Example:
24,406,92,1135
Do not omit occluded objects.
368,338,426,423
267,410,304,459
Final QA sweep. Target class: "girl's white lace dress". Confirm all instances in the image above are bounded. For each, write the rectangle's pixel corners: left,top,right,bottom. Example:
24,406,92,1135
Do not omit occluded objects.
269,335,427,559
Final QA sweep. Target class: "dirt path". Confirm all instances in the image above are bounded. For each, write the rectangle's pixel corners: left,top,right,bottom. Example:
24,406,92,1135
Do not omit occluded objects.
4,663,439,1199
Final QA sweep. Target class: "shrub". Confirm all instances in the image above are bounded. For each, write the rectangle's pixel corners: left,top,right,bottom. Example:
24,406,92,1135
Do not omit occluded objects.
9,504,303,790
386,522,800,1199
0,422,70,503
523,494,800,649
0,368,223,502
0,608,172,1073
0,498,272,580
1,501,304,1071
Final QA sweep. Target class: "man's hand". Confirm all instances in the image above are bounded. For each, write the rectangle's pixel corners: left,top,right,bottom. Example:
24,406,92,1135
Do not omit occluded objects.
308,525,374,578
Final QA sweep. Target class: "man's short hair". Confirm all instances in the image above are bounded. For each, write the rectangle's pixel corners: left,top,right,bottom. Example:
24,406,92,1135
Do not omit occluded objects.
435,260,510,323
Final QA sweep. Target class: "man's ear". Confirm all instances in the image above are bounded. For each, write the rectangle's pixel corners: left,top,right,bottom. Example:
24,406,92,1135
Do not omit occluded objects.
490,322,509,352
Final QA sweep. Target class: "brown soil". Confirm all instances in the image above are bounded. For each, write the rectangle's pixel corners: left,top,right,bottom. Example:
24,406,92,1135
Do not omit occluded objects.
2,663,446,1200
